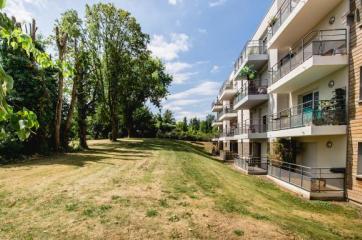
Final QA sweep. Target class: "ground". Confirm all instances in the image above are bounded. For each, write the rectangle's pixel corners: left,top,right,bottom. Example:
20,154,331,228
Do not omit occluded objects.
0,139,361,240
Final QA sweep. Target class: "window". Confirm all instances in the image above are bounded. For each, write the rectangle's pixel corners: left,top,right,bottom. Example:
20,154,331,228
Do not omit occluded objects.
356,9,361,23
357,143,362,176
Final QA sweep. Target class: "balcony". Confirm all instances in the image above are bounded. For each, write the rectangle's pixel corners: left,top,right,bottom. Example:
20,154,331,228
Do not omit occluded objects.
218,107,237,121
233,81,268,110
235,156,268,175
212,120,223,127
269,29,348,93
268,160,345,200
218,80,237,100
268,98,346,138
268,0,344,49
235,120,267,139
211,100,223,112
234,40,268,78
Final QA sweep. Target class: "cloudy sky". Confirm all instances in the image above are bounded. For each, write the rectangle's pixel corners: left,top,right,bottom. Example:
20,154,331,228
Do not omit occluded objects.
4,0,271,120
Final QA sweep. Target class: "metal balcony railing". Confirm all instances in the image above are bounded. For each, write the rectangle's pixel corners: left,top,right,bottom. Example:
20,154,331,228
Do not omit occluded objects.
269,0,301,38
211,99,222,109
218,80,234,96
271,29,347,84
233,81,268,106
218,107,236,120
268,159,345,194
234,40,268,74
235,156,268,172
234,119,268,135
268,98,346,132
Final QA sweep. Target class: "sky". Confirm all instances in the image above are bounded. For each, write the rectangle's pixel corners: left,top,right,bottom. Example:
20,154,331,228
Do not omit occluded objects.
4,0,271,120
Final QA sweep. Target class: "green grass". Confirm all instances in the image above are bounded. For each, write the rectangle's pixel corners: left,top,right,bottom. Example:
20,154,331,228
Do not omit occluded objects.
0,138,360,239
146,209,158,217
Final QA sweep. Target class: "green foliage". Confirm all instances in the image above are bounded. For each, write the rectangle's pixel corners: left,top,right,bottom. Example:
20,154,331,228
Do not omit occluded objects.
146,209,158,217
238,65,256,80
0,0,6,9
233,229,244,236
85,3,172,139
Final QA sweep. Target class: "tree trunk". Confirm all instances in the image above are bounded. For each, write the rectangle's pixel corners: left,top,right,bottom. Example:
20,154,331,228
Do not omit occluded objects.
127,126,132,138
62,81,77,148
54,27,68,151
111,115,118,141
78,113,88,149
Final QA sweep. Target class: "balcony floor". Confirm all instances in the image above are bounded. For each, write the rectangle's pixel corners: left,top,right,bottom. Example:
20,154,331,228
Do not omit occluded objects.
268,0,344,49
267,125,346,138
268,55,348,94
234,94,268,110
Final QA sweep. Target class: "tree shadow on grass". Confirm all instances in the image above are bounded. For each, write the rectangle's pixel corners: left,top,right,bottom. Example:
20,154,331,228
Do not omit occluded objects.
0,138,219,169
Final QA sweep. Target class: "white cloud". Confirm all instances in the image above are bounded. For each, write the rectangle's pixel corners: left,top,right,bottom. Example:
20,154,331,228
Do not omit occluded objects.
4,0,47,23
168,81,219,100
175,110,210,120
209,0,227,7
165,62,198,84
210,65,220,73
149,33,190,61
168,0,182,5
198,28,207,34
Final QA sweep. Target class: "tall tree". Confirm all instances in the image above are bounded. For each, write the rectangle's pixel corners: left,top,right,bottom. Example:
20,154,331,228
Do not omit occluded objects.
120,56,172,137
85,3,171,140
60,10,83,148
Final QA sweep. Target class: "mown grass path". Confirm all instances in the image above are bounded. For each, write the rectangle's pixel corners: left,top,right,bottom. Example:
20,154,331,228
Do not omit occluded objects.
0,139,361,239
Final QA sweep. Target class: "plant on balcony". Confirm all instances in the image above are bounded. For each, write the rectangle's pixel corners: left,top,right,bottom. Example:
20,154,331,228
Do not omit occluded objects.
268,16,278,28
238,65,257,80
272,138,301,164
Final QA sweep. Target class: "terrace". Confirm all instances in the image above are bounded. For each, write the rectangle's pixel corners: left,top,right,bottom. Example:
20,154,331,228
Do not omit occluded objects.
268,159,345,200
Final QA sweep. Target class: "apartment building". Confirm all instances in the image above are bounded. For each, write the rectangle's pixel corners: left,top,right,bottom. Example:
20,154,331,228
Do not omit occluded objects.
212,0,349,200
347,0,362,204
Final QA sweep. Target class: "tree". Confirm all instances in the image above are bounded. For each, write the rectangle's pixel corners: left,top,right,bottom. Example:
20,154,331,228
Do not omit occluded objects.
189,117,200,132
85,3,171,140
131,106,156,138
74,41,97,149
53,10,79,150
61,10,83,149
0,4,54,142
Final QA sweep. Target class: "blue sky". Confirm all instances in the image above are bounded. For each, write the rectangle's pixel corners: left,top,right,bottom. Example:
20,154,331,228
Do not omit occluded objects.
5,0,271,120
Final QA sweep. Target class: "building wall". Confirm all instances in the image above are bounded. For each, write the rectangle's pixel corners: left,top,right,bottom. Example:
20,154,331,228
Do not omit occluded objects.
347,0,362,204
290,67,348,106
296,135,347,168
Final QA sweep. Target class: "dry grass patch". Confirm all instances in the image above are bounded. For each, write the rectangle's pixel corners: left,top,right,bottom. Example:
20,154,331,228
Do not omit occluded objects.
0,139,360,239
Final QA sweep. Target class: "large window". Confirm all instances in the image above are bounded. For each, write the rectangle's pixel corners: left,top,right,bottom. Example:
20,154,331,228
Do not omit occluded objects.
357,143,362,175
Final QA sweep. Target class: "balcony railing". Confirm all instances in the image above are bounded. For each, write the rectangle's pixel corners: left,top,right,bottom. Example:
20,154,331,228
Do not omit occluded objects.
235,119,267,135
211,99,222,109
218,107,236,120
235,156,268,172
269,0,301,38
268,159,345,194
269,99,346,131
271,29,347,84
219,80,234,96
234,40,268,74
233,81,268,106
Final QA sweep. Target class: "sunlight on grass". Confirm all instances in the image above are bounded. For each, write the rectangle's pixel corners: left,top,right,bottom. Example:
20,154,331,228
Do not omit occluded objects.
0,139,359,239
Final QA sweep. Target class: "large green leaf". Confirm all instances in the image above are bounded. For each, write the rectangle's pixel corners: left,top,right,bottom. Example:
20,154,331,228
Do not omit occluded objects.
0,0,6,9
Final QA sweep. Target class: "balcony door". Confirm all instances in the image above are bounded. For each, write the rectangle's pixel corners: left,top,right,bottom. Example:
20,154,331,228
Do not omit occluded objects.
299,91,319,125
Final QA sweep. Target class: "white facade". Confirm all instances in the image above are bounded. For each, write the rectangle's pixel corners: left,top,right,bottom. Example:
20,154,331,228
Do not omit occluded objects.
211,0,348,200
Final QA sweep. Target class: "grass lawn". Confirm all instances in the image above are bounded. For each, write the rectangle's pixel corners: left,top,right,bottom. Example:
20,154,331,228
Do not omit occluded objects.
0,139,361,239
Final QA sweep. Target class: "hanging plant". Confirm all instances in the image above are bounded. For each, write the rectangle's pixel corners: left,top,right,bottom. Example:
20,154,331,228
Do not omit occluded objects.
238,65,257,80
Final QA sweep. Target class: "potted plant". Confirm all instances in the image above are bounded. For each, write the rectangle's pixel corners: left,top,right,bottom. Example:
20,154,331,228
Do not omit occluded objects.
238,65,257,80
